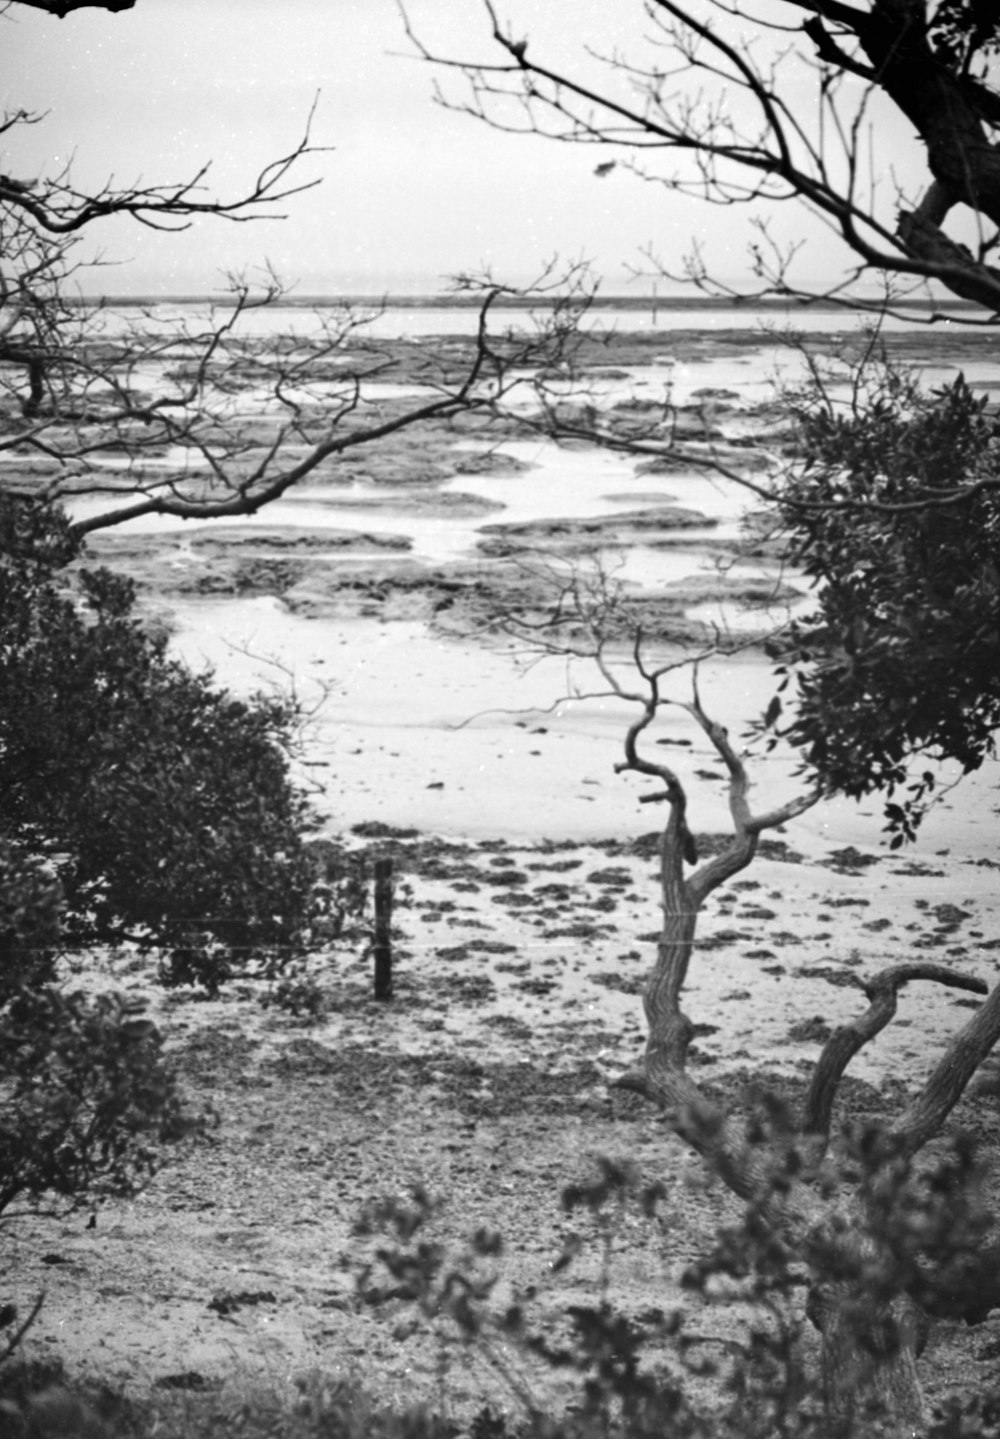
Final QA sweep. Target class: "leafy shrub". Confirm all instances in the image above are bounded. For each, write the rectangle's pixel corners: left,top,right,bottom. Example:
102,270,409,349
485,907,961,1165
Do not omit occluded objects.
0,843,197,1368
0,495,327,992
770,370,1000,841
0,985,195,1218
0,496,342,1358
0,786,196,1227
0,841,62,1002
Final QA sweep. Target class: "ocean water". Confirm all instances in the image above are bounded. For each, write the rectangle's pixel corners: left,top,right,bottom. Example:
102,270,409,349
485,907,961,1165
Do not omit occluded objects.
89,297,977,341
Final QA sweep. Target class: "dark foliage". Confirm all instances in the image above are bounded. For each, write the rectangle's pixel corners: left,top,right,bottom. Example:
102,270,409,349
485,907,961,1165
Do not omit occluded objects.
0,828,195,1224
0,494,343,1325
0,495,326,990
928,0,1000,73
0,841,62,1002
764,373,1000,841
0,984,194,1217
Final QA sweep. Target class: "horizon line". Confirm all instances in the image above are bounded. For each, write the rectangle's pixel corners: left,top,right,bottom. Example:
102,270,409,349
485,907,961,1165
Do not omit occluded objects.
69,292,986,313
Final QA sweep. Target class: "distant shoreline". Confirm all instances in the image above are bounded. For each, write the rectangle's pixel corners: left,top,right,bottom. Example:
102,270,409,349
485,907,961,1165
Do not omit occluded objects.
70,292,991,315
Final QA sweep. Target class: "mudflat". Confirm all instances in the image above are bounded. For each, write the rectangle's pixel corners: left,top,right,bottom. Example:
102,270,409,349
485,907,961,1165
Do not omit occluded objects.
14,320,1000,1423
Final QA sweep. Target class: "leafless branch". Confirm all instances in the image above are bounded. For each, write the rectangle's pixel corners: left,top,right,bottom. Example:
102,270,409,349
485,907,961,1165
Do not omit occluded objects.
5,0,134,13
0,99,326,235
803,965,990,1154
402,0,1000,313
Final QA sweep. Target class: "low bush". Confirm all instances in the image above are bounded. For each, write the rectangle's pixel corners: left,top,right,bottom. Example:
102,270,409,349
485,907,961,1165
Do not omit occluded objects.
0,983,195,1219
0,496,365,1395
0,495,329,994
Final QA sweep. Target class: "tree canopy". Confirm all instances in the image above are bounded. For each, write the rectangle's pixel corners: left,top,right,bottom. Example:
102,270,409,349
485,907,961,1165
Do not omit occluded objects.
0,495,327,991
767,366,1000,839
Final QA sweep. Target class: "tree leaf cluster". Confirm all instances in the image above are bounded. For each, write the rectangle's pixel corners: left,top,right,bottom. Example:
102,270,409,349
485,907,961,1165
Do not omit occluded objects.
0,842,62,1003
0,496,328,991
0,491,361,1222
0,842,195,1221
770,373,1000,839
0,983,195,1219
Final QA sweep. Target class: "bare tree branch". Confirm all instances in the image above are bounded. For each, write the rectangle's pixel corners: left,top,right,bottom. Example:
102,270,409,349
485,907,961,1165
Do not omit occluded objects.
0,102,326,234
895,982,1000,1157
5,0,134,14
403,0,1000,313
802,965,990,1150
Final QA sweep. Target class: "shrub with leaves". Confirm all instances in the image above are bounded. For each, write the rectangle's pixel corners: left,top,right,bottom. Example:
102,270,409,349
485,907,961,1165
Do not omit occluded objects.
0,843,197,1386
0,495,326,992
0,985,194,1219
768,369,1000,842
0,494,322,1369
0,842,62,1002
0,779,197,1228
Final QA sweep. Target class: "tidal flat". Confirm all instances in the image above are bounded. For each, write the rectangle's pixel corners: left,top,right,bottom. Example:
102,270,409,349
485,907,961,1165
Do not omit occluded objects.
14,316,1000,1422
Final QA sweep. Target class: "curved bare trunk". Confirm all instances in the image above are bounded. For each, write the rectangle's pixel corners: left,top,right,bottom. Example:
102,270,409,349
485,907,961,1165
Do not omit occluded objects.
609,666,1000,1432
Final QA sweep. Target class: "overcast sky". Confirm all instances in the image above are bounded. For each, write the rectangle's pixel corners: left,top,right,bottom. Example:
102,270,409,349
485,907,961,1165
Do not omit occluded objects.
4,0,920,299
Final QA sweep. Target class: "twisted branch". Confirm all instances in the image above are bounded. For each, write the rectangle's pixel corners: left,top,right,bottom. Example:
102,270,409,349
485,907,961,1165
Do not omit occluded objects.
802,964,989,1152
7,0,134,13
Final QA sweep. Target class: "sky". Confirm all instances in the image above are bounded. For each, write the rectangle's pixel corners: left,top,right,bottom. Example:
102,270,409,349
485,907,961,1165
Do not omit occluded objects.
2,0,924,299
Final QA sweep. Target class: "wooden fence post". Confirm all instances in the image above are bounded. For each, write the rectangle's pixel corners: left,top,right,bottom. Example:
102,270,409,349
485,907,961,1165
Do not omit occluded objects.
373,856,394,1000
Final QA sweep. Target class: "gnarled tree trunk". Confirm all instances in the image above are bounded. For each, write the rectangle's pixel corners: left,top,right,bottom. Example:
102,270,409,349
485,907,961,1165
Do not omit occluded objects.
612,662,1000,1433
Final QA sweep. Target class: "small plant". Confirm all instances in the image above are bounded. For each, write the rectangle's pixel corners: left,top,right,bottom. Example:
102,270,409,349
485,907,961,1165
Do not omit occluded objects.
0,985,197,1220
349,1165,737,1438
265,970,327,1020
354,1185,504,1340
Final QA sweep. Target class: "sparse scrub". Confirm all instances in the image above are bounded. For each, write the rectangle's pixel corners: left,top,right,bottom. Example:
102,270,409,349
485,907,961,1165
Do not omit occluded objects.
5,1146,1000,1436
